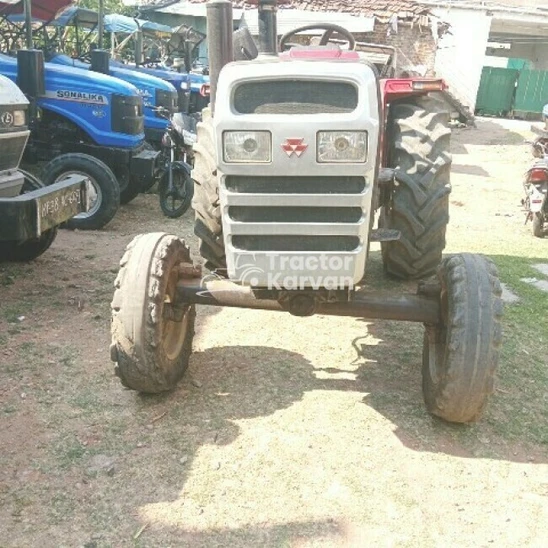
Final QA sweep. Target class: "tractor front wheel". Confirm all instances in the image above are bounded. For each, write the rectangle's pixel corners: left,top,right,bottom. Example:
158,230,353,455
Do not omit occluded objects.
422,254,503,423
381,96,452,279
42,153,120,230
111,232,196,393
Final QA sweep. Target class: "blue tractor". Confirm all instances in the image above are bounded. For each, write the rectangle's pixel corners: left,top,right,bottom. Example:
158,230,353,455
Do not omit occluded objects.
42,6,184,146
0,0,161,229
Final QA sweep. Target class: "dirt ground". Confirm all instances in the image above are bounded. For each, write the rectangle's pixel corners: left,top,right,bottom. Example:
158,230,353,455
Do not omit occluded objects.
1,118,548,547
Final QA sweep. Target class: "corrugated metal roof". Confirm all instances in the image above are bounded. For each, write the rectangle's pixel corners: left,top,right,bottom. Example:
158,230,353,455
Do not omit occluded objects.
140,1,432,23
155,3,375,33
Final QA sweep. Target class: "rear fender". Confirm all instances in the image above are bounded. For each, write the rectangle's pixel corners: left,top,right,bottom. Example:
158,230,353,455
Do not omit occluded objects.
381,78,447,107
529,184,548,213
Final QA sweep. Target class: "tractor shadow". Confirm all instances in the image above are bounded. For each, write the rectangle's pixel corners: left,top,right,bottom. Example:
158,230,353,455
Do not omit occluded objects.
451,119,528,154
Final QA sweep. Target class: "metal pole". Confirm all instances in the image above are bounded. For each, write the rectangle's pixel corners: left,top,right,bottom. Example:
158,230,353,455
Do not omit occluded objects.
97,0,104,50
206,0,233,115
24,0,32,49
135,29,143,66
258,0,278,55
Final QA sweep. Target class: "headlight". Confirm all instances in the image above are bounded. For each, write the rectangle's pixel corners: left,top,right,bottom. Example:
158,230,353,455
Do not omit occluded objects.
13,110,26,127
223,131,271,163
317,131,368,163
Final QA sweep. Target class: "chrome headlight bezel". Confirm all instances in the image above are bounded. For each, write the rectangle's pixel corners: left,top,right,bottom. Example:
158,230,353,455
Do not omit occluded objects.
223,130,272,164
317,131,368,163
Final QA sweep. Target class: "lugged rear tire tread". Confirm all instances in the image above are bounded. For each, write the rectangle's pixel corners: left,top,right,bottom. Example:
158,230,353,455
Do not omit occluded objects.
381,96,452,279
191,108,227,271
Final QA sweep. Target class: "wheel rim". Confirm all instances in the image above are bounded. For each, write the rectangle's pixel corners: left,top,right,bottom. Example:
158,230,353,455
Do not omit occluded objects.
163,171,189,214
163,309,190,361
54,171,102,219
161,273,190,361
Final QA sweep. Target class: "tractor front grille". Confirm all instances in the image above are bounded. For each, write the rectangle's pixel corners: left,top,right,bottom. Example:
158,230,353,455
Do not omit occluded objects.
0,131,28,173
232,235,361,252
225,175,366,194
233,80,358,115
220,174,371,287
228,206,363,223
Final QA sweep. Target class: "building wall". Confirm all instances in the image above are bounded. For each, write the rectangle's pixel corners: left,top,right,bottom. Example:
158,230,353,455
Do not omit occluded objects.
489,42,548,70
484,55,509,68
431,7,492,111
356,22,438,75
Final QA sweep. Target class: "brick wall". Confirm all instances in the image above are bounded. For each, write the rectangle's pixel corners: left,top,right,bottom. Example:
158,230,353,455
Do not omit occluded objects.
355,21,437,76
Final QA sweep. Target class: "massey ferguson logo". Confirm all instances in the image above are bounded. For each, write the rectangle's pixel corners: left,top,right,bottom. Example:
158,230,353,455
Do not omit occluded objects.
0,111,14,127
282,138,308,157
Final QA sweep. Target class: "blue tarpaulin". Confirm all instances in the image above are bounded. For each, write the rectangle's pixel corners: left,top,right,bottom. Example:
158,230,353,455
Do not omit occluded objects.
50,6,172,35
105,14,172,35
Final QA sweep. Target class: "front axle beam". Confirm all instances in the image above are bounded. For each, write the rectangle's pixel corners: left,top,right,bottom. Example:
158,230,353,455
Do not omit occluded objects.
176,279,440,324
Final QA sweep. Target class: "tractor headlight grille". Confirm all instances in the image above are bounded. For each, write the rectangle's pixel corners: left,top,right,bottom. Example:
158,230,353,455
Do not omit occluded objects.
111,94,144,135
156,89,178,116
233,80,358,115
0,131,28,172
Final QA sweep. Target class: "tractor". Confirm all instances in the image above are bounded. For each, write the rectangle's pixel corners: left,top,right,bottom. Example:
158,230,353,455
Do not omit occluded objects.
110,0,503,424
0,74,88,261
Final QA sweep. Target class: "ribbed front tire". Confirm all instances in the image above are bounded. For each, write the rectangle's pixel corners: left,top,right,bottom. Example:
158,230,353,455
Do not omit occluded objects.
422,254,503,423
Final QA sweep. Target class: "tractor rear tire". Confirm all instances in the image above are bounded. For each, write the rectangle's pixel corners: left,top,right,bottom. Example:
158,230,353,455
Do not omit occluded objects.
191,108,227,272
42,153,120,230
111,232,196,393
422,254,503,423
0,170,57,262
381,95,452,279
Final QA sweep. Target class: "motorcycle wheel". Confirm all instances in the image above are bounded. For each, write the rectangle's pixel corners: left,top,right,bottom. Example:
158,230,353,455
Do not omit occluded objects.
532,212,544,238
159,163,194,219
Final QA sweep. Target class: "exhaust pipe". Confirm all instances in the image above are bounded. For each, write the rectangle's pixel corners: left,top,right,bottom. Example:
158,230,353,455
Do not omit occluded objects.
206,0,234,115
90,49,111,74
258,0,278,55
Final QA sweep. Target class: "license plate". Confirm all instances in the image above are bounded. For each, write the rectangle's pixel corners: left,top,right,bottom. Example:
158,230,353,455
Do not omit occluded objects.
34,175,88,235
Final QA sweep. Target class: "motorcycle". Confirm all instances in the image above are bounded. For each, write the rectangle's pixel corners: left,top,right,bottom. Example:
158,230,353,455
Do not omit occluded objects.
157,109,197,218
523,140,548,238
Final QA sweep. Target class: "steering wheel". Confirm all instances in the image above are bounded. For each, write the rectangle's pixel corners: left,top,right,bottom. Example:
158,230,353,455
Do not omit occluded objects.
279,23,356,52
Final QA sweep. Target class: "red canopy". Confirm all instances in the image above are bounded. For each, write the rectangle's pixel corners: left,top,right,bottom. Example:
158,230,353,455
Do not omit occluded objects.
0,0,73,22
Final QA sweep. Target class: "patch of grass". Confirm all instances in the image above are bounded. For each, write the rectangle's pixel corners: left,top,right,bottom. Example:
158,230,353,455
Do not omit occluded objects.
59,346,79,368
53,434,87,469
2,305,29,323
486,254,548,445
70,389,100,412
48,492,75,524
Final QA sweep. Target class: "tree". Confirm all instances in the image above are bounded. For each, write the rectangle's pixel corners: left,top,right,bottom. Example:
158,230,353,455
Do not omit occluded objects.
77,0,133,16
